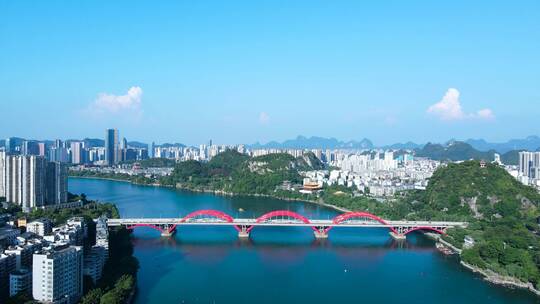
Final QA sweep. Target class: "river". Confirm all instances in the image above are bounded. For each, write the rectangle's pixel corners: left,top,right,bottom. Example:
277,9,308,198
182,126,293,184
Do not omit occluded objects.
69,177,540,304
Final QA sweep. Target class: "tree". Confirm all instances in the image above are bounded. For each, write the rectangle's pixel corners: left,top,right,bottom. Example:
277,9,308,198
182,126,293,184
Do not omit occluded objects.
82,288,103,304
479,241,504,261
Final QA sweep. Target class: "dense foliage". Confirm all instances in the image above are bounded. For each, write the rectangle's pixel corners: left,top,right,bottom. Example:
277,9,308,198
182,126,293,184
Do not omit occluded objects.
121,157,177,168
159,150,324,195
22,201,119,227
69,170,156,185
81,228,139,304
423,162,540,288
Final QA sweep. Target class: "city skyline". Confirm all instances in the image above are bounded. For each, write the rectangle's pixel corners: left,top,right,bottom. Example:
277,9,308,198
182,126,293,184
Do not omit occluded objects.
2,132,540,150
2,2,540,303
1,1,539,145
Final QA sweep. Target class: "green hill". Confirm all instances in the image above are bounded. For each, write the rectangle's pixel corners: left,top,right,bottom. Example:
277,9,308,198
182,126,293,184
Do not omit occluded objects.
416,141,495,161
501,150,522,166
423,161,540,220
413,161,540,288
160,150,325,195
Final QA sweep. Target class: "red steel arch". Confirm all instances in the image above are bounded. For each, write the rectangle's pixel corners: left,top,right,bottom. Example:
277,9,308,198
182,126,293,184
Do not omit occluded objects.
247,210,316,232
126,223,167,233
403,226,446,235
181,209,240,232
327,212,399,234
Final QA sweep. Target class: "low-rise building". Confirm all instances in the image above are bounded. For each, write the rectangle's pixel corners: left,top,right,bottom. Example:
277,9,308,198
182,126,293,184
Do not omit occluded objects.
4,239,45,271
0,227,20,249
26,218,52,236
9,268,31,297
0,253,17,299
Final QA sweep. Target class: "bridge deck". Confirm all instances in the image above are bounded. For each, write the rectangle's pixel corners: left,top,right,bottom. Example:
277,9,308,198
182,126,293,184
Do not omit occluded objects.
107,218,467,228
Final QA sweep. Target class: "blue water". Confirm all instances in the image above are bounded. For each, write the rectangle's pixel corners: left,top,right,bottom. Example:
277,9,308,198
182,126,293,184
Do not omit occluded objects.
70,178,540,304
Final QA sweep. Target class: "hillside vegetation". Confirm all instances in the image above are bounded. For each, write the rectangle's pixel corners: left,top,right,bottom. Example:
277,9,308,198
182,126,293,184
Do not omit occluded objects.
159,150,324,194
419,161,540,288
318,161,540,289
121,157,177,168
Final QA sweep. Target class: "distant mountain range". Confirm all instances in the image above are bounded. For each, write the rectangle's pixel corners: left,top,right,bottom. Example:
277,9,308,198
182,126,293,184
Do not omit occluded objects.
415,141,524,165
157,143,186,148
464,136,540,154
416,142,495,162
250,135,540,154
250,136,374,150
382,141,424,150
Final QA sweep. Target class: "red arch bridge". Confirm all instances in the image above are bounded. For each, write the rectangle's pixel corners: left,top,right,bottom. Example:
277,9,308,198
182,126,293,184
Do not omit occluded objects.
107,210,467,240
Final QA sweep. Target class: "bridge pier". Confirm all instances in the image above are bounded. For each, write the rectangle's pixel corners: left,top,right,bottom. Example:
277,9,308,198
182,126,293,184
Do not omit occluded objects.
390,226,406,240
238,225,251,238
314,227,329,239
159,224,176,237
389,232,406,240
161,230,176,237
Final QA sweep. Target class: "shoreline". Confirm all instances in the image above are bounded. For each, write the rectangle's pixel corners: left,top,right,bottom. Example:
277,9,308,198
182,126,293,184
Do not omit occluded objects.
460,261,540,296
175,186,352,213
428,233,540,296
70,175,540,297
69,175,352,213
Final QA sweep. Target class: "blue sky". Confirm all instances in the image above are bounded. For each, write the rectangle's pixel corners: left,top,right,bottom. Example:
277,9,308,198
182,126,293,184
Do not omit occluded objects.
1,1,539,145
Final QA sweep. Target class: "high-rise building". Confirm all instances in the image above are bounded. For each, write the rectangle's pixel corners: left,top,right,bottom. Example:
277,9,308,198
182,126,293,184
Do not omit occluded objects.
32,245,83,304
83,246,106,284
5,155,46,211
49,140,69,163
45,162,68,205
70,141,83,164
519,151,540,178
37,142,46,157
3,155,67,211
105,129,119,166
5,137,23,155
21,141,40,156
0,151,5,198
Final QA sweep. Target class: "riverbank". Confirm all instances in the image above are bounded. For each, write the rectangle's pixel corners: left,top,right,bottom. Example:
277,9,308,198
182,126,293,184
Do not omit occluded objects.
71,175,166,187
175,185,353,213
69,175,352,213
424,233,462,254
461,261,540,296
426,233,540,297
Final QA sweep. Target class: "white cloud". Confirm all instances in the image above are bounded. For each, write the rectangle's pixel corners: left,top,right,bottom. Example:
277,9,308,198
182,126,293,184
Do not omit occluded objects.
427,88,495,121
88,86,143,115
259,112,270,124
476,108,495,120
